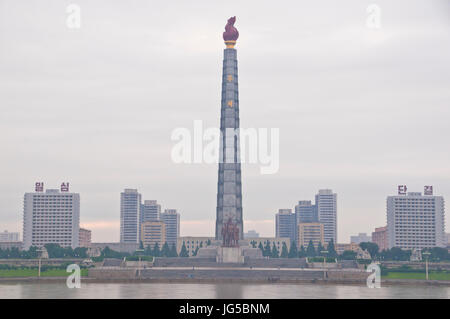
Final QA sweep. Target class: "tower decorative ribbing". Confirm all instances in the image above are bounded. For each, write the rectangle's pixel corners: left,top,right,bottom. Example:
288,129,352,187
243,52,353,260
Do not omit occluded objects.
215,17,243,242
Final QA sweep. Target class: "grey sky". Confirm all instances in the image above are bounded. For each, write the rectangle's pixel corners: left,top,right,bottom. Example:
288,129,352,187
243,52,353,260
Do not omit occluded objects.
1,0,449,242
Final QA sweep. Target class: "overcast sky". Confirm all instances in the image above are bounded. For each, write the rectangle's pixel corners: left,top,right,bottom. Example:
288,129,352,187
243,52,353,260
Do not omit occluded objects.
1,0,449,242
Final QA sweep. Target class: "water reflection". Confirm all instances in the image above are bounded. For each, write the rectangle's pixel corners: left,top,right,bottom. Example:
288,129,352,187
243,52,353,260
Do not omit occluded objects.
0,282,448,299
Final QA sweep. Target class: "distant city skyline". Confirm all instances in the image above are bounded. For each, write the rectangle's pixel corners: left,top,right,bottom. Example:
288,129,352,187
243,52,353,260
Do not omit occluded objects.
1,1,450,243
3,183,447,245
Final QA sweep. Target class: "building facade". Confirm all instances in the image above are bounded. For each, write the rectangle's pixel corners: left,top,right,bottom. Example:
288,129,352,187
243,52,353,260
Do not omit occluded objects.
0,231,20,242
372,226,388,251
23,187,80,250
244,230,259,239
79,228,91,248
297,223,324,249
350,233,372,244
295,200,317,223
335,242,360,255
161,209,180,247
120,189,142,244
215,19,244,241
316,189,337,245
141,200,161,223
177,236,214,256
89,242,139,256
275,209,296,244
250,237,291,252
141,221,166,249
387,191,446,249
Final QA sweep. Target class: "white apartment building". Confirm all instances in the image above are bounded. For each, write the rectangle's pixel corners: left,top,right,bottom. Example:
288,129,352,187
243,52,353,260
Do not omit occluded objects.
120,189,142,243
350,233,372,244
141,200,161,223
316,189,337,244
161,209,180,247
387,190,445,249
0,230,20,242
23,188,80,250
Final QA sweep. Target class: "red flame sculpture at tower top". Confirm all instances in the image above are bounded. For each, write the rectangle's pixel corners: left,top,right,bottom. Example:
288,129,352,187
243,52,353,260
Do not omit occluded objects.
223,16,239,42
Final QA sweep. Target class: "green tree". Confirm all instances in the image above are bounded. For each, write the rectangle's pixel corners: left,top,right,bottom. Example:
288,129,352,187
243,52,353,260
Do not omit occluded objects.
424,247,450,262
73,247,87,258
380,247,411,261
359,242,379,260
327,239,337,258
317,242,325,256
280,242,288,258
179,242,189,257
288,241,298,258
306,240,316,257
340,250,357,260
271,242,279,258
152,242,160,257
170,243,178,257
161,242,170,257
101,246,129,259
193,246,200,256
258,242,264,255
263,241,271,257
9,247,21,258
298,245,306,258
250,240,257,248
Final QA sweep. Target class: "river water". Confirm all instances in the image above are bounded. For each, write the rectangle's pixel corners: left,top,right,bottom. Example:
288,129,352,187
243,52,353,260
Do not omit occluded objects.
0,282,449,298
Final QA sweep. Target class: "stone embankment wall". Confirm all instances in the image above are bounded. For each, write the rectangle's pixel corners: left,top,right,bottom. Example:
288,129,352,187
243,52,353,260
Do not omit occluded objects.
0,259,84,267
88,267,369,283
88,268,136,280
152,257,307,268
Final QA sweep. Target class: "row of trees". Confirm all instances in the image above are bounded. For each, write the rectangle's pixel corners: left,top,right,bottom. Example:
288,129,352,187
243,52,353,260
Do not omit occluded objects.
2,241,448,262
0,244,88,259
0,246,39,259
140,242,178,258
357,242,450,262
250,239,338,259
44,243,88,258
248,239,450,262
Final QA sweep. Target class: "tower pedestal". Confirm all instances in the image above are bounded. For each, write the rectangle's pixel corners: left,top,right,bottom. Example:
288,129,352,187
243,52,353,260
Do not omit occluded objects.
216,247,245,264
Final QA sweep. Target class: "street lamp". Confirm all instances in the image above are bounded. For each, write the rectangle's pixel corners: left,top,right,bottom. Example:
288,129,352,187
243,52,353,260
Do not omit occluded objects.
36,248,45,278
422,251,431,280
321,250,328,280
135,249,145,279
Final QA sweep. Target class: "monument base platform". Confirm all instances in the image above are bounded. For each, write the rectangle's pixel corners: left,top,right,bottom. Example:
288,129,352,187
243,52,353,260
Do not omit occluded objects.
216,247,245,264
195,245,263,264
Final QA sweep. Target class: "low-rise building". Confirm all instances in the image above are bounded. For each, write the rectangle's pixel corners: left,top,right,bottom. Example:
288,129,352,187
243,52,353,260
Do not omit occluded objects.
141,221,166,249
79,228,92,248
0,231,20,242
177,237,214,256
249,237,291,252
350,233,372,244
244,230,259,239
372,226,388,251
298,223,324,249
335,242,360,255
